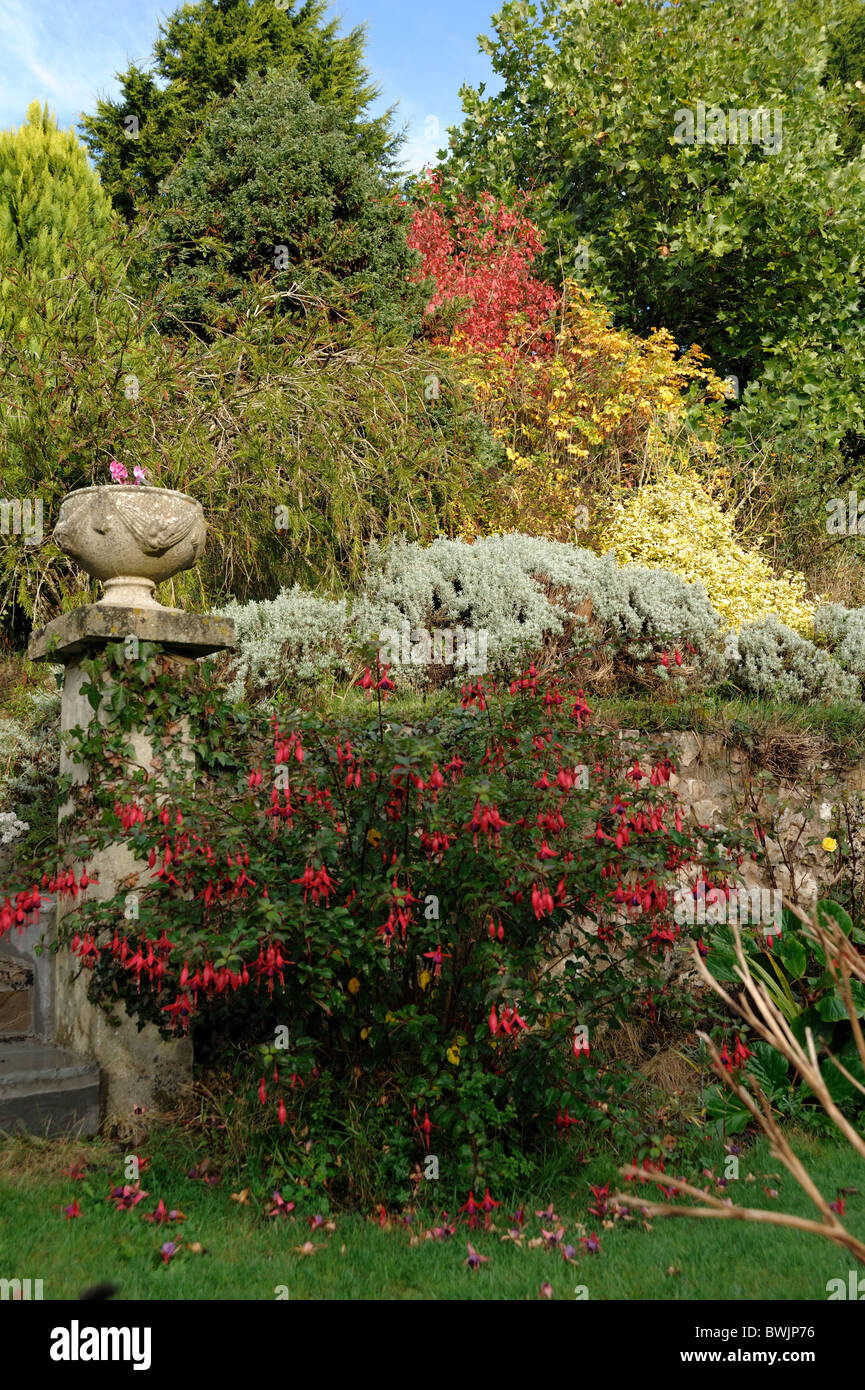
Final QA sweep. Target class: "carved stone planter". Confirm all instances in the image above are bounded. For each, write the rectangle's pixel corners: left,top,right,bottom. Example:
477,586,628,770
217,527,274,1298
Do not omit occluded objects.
53,485,205,608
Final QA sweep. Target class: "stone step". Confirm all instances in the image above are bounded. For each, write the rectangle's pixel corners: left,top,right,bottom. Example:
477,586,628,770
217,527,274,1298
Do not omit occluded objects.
0,1040,99,1137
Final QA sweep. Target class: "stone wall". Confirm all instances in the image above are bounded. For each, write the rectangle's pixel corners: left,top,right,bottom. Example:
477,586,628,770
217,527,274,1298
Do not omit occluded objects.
633,728,865,908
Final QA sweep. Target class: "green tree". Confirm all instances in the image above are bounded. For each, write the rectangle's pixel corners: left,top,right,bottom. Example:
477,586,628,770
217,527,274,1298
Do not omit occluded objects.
824,0,865,155
137,69,428,337
443,0,865,448
79,0,398,223
0,102,122,347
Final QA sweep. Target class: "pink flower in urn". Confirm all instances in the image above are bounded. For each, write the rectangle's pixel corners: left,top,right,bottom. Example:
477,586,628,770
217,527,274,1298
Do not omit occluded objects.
109,459,128,483
133,464,147,486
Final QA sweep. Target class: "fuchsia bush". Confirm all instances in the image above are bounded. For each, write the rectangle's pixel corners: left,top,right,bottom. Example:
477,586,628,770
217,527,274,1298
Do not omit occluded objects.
2,644,748,1198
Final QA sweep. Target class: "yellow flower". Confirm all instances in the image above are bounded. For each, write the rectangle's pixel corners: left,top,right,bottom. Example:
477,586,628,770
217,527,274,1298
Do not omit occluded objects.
822,837,838,853
419,970,432,992
347,977,360,995
446,1045,461,1065
366,828,381,848
360,1026,371,1040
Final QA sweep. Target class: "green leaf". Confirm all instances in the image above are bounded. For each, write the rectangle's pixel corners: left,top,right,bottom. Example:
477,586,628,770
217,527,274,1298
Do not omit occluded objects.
778,934,807,978
817,899,854,938
817,989,851,1023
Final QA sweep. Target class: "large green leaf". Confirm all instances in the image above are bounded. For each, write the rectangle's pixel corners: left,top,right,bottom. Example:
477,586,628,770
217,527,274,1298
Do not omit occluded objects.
817,899,854,938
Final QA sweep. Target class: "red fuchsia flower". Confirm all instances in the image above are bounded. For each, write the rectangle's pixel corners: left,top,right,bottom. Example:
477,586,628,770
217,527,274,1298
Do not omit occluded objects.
461,679,487,711
107,1184,149,1211
498,1003,528,1036
561,1244,578,1263
535,1203,558,1223
732,1035,752,1068
465,798,510,849
421,828,454,859
556,1108,579,1135
160,1241,179,1265
541,1225,565,1247
580,1231,602,1255
540,1281,554,1299
413,1108,438,1151
573,1030,590,1060
308,1213,326,1230
531,883,554,920
464,1241,489,1270
267,1191,295,1219
62,1163,87,1180
674,649,683,666
423,945,450,980
570,690,591,727
376,664,396,695
480,1188,500,1228
588,1183,610,1218
426,1215,457,1241
830,1197,846,1216
63,1200,81,1219
278,1098,287,1127
488,1004,499,1036
253,941,294,993
143,1199,185,1225
459,1192,483,1229
161,994,194,1033
513,1207,525,1228
258,1077,267,1105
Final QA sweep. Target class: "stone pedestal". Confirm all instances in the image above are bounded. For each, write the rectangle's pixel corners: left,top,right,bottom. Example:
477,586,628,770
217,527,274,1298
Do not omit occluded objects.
26,604,234,1134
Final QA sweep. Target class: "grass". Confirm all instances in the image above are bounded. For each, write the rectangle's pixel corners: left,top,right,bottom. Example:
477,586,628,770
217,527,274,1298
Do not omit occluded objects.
0,1127,862,1300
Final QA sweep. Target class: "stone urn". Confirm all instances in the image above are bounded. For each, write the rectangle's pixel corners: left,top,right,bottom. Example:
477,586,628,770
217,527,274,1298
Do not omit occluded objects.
53,485,206,608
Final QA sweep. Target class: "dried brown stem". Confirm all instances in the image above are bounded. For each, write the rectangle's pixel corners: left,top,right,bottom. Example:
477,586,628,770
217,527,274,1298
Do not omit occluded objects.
612,914,865,1264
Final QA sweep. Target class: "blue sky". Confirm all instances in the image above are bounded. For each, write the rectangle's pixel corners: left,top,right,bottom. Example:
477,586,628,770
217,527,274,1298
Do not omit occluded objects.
0,0,501,169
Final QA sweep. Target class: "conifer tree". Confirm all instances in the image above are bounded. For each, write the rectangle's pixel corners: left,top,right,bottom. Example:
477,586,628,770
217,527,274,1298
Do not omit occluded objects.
79,0,399,222
0,102,122,346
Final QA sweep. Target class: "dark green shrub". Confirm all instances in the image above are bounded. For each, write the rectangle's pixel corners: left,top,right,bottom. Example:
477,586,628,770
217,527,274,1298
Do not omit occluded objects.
137,69,429,337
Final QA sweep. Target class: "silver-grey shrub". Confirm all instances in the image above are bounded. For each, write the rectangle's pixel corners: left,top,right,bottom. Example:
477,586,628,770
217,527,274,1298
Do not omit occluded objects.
224,533,728,699
814,603,865,687
735,613,858,702
0,686,61,817
356,533,726,682
220,587,355,701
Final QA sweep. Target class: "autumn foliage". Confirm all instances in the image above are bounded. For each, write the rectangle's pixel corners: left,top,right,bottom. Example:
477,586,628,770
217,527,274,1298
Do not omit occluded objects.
407,172,557,354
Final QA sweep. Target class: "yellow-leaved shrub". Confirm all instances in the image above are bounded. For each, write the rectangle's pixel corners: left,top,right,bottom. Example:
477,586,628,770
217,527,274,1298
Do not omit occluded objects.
451,282,727,539
597,457,817,633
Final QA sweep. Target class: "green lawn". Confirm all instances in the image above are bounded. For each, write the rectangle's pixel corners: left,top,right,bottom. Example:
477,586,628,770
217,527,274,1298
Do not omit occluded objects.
0,1129,862,1300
